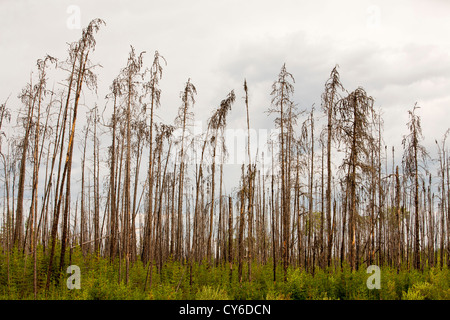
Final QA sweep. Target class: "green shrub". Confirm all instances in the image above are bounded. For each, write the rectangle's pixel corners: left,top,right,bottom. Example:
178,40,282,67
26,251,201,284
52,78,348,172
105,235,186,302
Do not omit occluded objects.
1,248,448,300
195,285,230,300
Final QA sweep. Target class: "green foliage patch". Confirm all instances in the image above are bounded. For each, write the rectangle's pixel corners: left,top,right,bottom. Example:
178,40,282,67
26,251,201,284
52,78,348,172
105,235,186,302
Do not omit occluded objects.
0,247,448,300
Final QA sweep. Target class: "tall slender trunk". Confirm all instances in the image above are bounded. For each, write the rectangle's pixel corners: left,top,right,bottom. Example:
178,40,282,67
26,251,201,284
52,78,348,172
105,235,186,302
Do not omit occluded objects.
46,45,90,291
238,174,245,283
14,88,36,248
244,80,253,281
124,72,132,284
207,142,217,264
413,126,420,269
325,101,333,268
228,196,233,283
144,91,155,264
309,109,315,271
271,142,276,282
109,94,117,261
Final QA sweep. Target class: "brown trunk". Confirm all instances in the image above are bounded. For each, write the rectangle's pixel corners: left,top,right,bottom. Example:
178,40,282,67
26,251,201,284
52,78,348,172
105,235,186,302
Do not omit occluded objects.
228,196,233,283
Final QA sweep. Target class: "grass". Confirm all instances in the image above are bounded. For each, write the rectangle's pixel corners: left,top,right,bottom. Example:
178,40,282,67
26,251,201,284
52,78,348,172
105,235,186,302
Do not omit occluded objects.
0,246,448,300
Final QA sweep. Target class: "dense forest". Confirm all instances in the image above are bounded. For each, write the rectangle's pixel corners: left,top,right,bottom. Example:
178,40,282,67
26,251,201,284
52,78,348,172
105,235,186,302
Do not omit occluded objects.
0,19,448,300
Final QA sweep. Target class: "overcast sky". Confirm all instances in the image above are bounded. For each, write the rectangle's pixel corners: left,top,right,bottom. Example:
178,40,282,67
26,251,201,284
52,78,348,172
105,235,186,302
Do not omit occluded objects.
1,0,450,192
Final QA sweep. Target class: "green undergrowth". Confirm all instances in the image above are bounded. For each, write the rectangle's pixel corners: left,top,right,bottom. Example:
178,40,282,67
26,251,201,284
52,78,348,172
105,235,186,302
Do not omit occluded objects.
0,246,448,300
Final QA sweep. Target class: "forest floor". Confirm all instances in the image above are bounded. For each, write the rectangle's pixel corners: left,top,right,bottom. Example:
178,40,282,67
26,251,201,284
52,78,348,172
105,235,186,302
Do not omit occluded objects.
0,247,448,300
